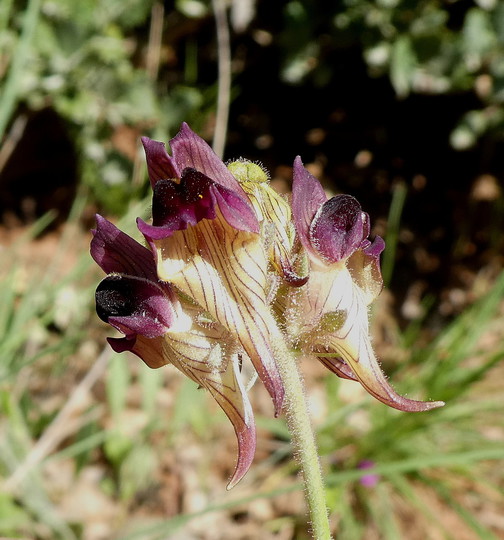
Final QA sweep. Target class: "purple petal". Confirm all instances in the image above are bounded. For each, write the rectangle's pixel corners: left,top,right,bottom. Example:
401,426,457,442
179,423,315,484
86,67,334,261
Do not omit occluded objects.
291,156,328,260
310,195,366,263
151,173,217,234
91,215,158,280
96,274,174,338
138,169,259,240
171,123,246,194
141,137,180,187
363,235,385,258
211,176,260,233
170,124,259,231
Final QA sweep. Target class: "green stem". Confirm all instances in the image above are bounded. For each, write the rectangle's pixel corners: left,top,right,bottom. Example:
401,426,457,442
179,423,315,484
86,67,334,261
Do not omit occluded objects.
382,181,407,288
276,347,332,539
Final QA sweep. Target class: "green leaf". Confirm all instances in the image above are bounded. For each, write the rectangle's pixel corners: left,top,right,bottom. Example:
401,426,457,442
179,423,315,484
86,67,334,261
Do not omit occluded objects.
390,35,416,98
463,8,496,65
119,443,158,501
106,354,131,421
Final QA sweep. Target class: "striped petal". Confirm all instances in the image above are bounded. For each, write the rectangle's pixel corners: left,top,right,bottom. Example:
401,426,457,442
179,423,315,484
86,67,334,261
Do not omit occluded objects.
300,265,444,412
163,315,256,489
106,303,256,488
141,209,285,415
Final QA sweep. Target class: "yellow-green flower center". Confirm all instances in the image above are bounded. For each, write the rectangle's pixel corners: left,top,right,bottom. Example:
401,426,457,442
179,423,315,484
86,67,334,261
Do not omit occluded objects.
228,160,269,184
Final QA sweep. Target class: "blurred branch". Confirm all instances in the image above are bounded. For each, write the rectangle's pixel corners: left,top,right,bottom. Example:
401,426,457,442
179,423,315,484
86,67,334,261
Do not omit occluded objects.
3,347,111,493
132,1,165,188
0,113,27,174
146,1,164,82
212,0,231,159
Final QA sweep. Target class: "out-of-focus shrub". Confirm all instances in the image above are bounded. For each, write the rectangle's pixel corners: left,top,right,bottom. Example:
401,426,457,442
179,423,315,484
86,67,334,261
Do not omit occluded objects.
1,0,213,214
279,0,504,149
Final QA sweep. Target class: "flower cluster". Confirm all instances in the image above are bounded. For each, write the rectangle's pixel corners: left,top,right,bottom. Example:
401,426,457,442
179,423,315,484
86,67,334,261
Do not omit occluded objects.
91,123,443,488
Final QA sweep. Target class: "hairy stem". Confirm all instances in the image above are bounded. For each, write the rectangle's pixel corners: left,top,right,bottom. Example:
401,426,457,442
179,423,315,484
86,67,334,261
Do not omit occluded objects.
275,346,332,539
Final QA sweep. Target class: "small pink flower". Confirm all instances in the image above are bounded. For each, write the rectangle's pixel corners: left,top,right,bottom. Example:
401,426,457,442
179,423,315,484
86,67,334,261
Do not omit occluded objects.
358,460,380,488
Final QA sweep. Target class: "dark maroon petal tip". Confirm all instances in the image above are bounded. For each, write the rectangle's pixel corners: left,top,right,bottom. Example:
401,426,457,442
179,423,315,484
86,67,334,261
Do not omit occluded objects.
151,173,217,231
310,195,366,263
108,334,169,369
91,215,158,280
96,274,174,338
140,169,259,239
107,335,136,354
141,137,179,186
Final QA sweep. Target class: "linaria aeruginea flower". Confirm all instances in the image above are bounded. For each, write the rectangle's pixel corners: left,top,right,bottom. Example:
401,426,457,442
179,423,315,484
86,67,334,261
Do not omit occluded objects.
137,124,286,415
91,215,255,488
92,123,444,493
290,157,444,412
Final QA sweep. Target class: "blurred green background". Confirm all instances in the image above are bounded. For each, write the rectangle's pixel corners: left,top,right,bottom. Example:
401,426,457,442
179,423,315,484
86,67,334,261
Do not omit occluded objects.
1,1,503,539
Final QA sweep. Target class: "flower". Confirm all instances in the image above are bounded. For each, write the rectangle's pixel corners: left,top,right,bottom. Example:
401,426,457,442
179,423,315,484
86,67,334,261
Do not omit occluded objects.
290,157,444,412
357,460,380,488
91,215,255,488
91,123,444,490
137,124,285,414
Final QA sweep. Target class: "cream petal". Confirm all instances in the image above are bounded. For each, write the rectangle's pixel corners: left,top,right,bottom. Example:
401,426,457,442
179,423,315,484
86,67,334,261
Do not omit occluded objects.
346,243,384,305
152,212,285,414
163,319,256,489
301,266,444,412
112,298,257,488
